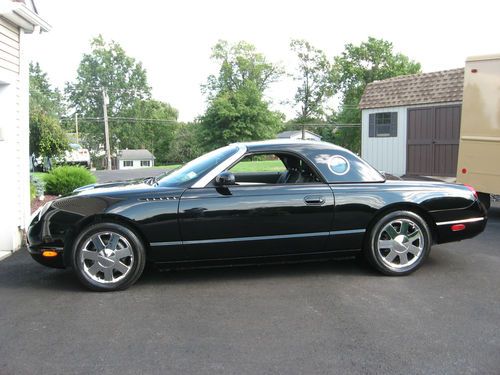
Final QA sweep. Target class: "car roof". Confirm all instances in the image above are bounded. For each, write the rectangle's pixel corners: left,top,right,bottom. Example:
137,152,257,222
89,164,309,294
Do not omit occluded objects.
234,139,348,153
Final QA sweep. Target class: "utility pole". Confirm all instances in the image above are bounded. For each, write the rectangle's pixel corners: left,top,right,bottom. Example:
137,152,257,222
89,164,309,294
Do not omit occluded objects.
302,124,306,140
102,89,112,170
75,113,79,144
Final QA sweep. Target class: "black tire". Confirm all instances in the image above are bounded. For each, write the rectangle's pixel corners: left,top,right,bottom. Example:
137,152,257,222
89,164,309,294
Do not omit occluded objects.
478,192,491,211
71,222,146,291
365,210,431,276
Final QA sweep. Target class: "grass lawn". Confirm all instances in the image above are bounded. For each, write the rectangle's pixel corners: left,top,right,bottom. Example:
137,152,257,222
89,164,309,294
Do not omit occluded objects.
32,172,48,181
154,159,285,173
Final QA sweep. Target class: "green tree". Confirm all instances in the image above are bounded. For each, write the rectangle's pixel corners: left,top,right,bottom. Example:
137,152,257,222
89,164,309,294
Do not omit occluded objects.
201,41,284,149
65,35,151,150
167,123,204,163
203,40,283,99
330,37,421,152
290,39,333,122
29,62,68,157
117,99,179,163
30,62,65,117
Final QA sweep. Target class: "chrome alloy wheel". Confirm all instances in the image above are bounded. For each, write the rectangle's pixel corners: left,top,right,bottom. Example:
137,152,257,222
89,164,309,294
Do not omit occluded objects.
79,231,134,283
377,219,424,269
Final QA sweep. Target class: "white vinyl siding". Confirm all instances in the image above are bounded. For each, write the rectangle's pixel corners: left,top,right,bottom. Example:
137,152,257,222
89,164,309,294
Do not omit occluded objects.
119,159,154,169
0,17,20,74
361,106,408,176
0,19,29,252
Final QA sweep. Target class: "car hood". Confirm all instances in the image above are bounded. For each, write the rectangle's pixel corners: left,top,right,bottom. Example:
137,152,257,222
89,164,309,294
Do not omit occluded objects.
72,178,159,197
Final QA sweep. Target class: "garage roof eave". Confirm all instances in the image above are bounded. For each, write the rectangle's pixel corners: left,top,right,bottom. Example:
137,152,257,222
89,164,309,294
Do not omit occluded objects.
0,3,51,33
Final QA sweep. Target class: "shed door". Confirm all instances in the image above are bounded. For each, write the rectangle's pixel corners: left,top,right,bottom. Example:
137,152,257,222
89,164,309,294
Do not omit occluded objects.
407,105,461,177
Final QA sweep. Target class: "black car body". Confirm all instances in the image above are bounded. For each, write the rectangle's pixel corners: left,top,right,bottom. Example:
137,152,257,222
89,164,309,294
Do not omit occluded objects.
27,140,487,291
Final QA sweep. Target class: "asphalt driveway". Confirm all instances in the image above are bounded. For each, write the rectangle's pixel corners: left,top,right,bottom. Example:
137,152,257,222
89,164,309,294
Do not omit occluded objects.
1,208,499,374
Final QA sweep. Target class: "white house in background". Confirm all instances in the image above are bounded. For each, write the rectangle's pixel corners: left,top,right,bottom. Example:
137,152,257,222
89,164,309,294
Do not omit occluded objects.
277,130,322,141
0,0,49,254
359,69,464,177
117,149,155,169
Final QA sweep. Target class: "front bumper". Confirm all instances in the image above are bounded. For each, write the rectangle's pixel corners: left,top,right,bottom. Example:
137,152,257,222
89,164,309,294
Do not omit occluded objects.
27,201,67,269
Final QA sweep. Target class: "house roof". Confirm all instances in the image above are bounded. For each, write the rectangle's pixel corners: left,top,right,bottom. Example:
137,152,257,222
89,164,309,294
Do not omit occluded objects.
117,149,155,160
359,68,464,109
0,0,50,32
277,130,321,139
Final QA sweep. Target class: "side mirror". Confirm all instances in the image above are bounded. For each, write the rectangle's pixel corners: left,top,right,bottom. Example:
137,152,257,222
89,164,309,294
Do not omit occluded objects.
215,171,236,186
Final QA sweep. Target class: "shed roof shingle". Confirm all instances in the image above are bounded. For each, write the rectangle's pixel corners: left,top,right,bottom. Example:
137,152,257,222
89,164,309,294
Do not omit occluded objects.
117,149,155,160
359,68,464,109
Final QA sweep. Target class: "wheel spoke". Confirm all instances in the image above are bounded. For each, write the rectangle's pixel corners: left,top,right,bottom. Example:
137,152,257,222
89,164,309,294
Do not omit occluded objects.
87,262,100,276
385,249,398,262
400,221,409,235
114,261,129,275
384,225,398,239
103,268,113,282
408,244,421,255
378,240,393,249
92,235,105,251
107,233,120,250
81,249,97,261
399,252,409,265
115,247,132,260
407,232,421,244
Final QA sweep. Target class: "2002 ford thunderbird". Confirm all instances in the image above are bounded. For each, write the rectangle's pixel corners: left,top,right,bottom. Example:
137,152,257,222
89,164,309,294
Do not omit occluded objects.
28,140,487,291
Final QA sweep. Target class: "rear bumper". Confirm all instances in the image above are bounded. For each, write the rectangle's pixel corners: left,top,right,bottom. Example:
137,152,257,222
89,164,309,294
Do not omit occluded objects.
436,216,487,244
434,201,488,244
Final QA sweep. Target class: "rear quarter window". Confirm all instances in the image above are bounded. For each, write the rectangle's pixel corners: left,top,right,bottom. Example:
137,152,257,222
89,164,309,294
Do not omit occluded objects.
309,150,384,183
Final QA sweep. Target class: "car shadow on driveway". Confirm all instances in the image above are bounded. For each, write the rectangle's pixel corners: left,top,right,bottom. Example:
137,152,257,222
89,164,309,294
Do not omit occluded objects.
136,257,382,288
0,249,390,292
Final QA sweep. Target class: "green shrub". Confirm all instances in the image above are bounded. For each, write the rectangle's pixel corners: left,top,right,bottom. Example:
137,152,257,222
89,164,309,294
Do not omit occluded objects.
30,183,36,200
45,166,96,195
30,173,46,198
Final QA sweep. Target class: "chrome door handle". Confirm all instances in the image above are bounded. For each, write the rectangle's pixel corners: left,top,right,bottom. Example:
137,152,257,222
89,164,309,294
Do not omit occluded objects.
304,195,325,205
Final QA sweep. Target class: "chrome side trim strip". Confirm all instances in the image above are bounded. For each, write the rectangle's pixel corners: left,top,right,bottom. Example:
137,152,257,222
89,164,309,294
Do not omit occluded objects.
331,229,366,235
191,144,247,188
150,229,366,247
150,241,183,247
436,217,485,226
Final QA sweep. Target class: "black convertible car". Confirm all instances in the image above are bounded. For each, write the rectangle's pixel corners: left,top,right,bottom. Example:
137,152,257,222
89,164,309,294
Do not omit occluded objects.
28,140,487,291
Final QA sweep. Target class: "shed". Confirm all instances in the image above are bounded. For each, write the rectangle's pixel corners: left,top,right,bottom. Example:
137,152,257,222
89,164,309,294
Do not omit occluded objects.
0,1,49,255
277,130,322,142
359,68,464,177
117,149,155,169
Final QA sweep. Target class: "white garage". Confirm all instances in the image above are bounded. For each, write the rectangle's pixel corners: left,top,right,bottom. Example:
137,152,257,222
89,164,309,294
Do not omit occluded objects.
0,1,49,256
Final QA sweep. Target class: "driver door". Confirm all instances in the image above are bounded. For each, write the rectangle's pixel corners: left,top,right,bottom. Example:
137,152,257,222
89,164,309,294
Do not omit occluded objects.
176,154,334,261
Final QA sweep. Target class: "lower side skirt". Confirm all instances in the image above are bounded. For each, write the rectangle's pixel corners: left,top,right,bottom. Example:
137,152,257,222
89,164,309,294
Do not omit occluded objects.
152,249,361,271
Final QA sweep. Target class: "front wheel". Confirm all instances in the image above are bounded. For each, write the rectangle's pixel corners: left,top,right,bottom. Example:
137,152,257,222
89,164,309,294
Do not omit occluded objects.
72,223,146,291
365,210,431,276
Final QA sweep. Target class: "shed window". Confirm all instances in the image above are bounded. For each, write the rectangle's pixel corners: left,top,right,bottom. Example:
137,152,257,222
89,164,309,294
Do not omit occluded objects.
369,112,398,137
141,160,151,167
123,160,133,167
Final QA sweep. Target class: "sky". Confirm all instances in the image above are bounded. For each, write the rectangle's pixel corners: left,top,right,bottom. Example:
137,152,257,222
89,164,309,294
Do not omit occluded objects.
27,0,500,122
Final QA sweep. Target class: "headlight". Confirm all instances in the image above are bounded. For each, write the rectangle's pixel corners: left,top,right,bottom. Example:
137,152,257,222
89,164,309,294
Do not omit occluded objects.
30,200,53,225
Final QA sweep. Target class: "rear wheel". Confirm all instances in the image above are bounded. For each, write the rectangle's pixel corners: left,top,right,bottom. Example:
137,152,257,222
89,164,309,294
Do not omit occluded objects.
365,210,431,276
72,223,146,291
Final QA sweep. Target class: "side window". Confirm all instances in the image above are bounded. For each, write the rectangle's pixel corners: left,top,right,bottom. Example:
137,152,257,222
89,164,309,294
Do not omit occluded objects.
311,151,384,183
369,112,398,137
229,154,286,173
228,153,321,185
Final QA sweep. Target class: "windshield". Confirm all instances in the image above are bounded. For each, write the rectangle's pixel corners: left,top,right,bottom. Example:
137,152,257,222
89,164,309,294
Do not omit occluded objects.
157,145,240,187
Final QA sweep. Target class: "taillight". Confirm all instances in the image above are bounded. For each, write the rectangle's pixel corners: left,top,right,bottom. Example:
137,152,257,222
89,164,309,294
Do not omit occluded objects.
464,184,478,200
